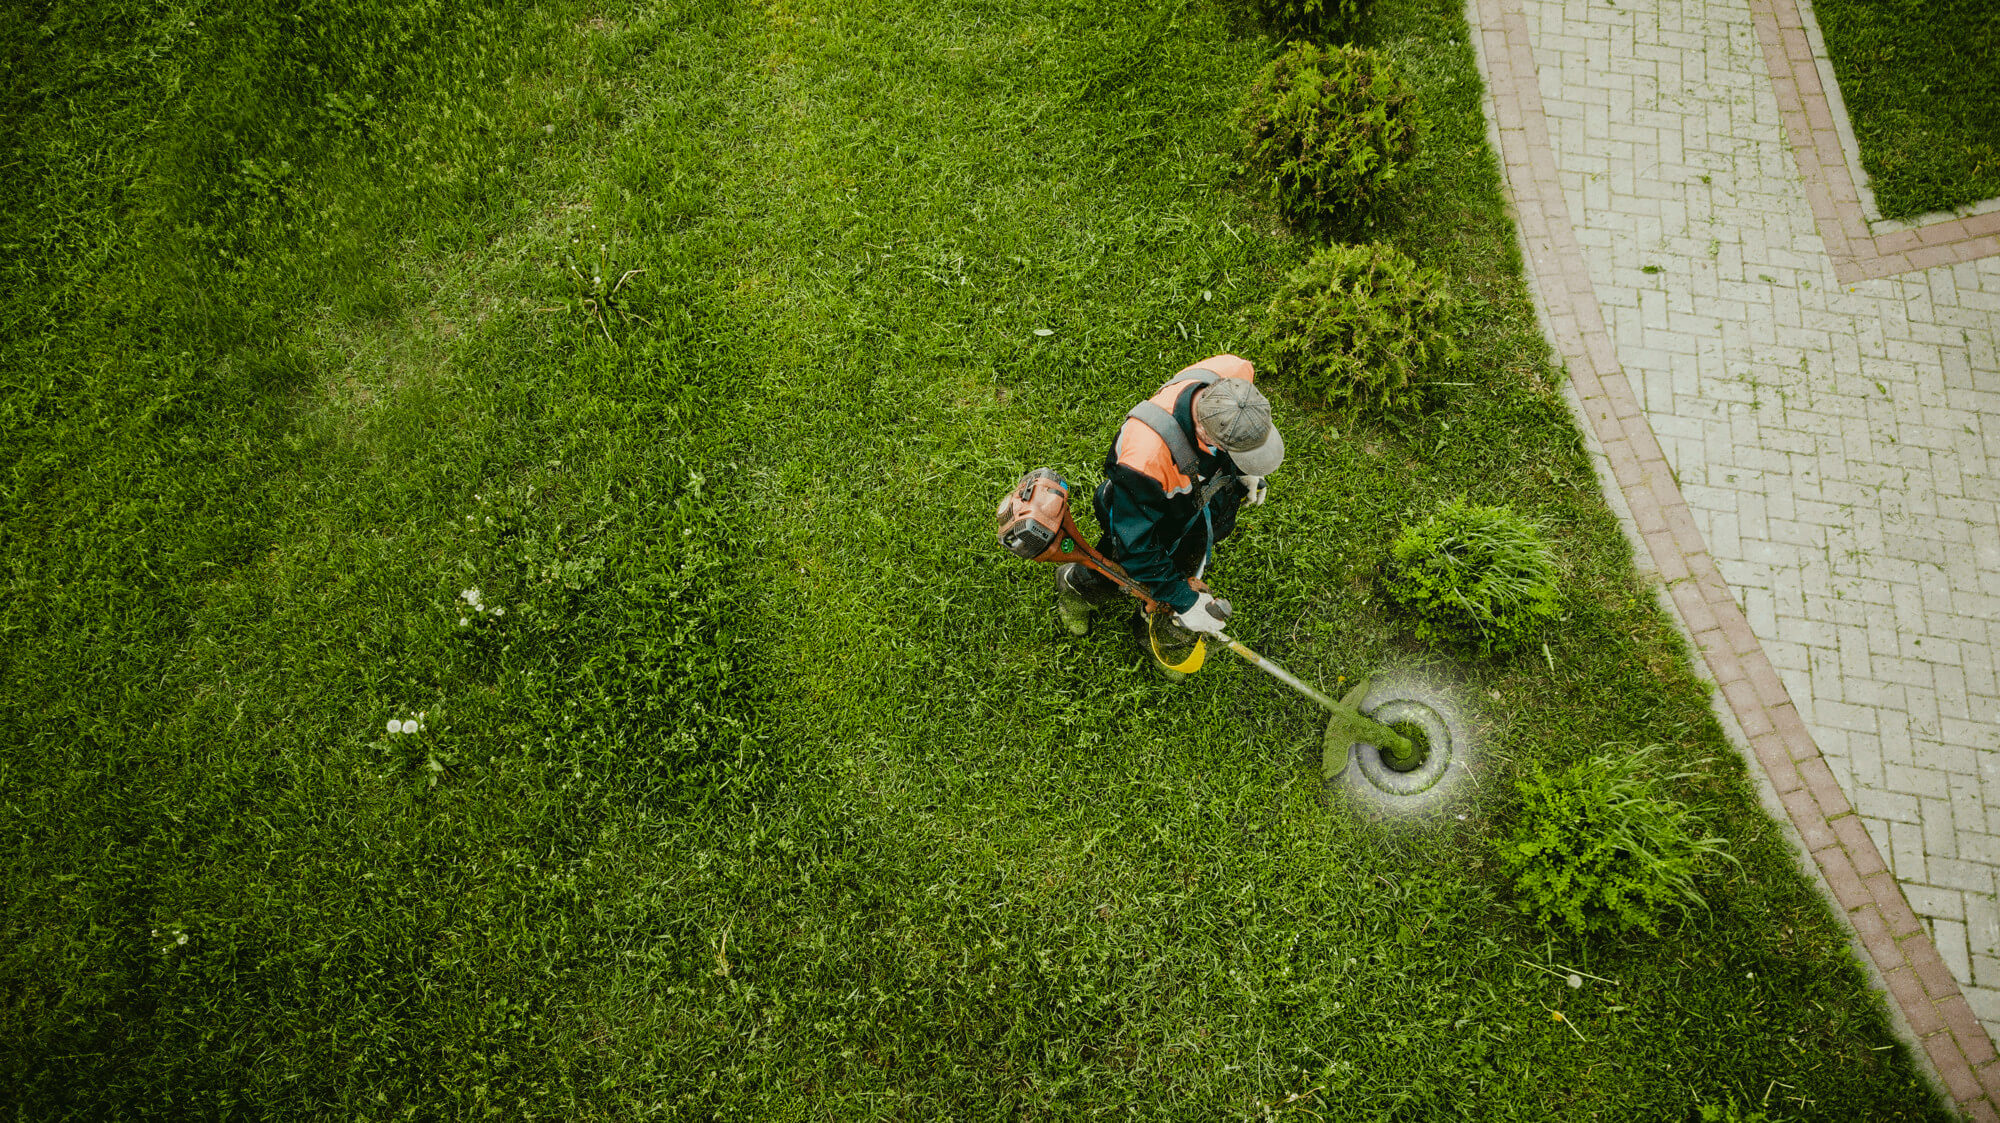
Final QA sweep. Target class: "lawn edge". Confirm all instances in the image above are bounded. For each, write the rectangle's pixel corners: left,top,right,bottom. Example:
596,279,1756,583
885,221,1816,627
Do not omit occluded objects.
1465,0,1998,1116
1757,0,2000,281
1792,0,2000,237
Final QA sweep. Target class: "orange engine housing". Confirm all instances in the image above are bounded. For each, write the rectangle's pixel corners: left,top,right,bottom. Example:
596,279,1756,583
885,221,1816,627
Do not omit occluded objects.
995,468,1074,562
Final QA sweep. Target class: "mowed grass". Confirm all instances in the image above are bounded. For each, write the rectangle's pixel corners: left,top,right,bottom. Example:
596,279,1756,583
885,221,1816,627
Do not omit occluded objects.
1811,0,2000,218
0,0,1949,1119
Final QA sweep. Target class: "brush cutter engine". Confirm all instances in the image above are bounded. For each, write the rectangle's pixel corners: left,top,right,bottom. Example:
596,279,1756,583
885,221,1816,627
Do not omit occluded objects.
995,468,1077,562
994,468,1165,616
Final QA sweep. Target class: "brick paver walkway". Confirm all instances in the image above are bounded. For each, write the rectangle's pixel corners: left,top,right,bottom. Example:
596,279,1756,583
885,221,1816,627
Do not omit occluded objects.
1464,0,2000,1113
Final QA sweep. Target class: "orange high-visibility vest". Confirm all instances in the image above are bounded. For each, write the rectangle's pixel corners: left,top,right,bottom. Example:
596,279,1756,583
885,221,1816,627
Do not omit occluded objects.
1110,354,1256,497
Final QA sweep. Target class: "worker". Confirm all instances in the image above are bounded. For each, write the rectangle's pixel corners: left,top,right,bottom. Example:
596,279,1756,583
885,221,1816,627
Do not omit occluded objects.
1055,354,1285,679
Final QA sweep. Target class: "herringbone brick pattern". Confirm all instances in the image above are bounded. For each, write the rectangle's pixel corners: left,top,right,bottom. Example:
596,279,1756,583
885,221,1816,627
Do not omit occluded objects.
1468,0,2000,1110
1522,0,2000,1010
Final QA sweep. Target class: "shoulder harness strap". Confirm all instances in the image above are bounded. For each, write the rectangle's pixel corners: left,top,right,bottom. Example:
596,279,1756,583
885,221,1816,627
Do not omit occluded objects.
1125,369,1220,478
1125,369,1238,511
1126,401,1199,478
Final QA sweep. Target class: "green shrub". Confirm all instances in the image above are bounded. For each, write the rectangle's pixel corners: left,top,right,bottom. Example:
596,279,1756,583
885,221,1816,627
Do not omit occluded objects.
1381,497,1558,656
1259,241,1459,416
1259,0,1371,41
1497,746,1734,937
1240,42,1422,222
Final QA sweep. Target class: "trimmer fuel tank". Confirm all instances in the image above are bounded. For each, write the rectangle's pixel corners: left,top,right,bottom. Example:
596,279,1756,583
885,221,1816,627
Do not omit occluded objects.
995,468,1072,561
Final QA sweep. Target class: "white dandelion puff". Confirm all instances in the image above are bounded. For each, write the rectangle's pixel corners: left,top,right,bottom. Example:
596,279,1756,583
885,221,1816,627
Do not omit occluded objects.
387,718,401,734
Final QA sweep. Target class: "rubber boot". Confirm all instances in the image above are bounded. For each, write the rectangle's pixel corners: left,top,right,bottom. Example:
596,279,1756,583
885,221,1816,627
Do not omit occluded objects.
1054,563,1095,636
1130,611,1195,684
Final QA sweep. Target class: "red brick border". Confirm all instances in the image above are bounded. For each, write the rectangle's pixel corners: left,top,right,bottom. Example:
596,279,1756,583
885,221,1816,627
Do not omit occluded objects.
1469,0,2000,1114
1746,0,2000,282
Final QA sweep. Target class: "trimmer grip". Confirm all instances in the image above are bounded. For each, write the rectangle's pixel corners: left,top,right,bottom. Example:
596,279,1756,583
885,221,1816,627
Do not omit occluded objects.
1212,597,1233,622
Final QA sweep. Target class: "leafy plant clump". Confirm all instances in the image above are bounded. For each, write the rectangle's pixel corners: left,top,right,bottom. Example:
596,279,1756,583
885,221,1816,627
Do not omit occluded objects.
1260,240,1459,416
1240,41,1423,223
1381,497,1558,656
1260,0,1371,41
1496,746,1734,937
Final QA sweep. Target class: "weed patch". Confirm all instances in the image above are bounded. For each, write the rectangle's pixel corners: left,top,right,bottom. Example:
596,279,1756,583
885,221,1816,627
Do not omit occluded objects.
1498,745,1735,936
1382,497,1560,656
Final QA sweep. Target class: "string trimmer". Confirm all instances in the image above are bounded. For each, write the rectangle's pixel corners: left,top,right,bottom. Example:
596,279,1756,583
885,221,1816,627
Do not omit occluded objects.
995,468,1419,775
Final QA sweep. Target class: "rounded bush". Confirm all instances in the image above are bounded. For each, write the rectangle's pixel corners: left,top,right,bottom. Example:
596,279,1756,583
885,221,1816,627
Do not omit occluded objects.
1240,42,1423,222
1260,0,1370,40
1259,241,1459,417
1496,746,1733,937
1381,497,1558,656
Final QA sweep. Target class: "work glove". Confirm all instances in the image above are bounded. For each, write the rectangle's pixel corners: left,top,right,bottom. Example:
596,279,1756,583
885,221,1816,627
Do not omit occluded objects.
1243,476,1268,506
1175,591,1231,635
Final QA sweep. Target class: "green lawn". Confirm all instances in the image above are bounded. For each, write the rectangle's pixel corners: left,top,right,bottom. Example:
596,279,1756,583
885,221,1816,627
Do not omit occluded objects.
0,0,1949,1117
1812,0,2000,218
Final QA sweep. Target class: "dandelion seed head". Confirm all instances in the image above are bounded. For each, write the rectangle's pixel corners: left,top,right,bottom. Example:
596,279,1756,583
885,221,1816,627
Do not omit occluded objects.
387,718,401,734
